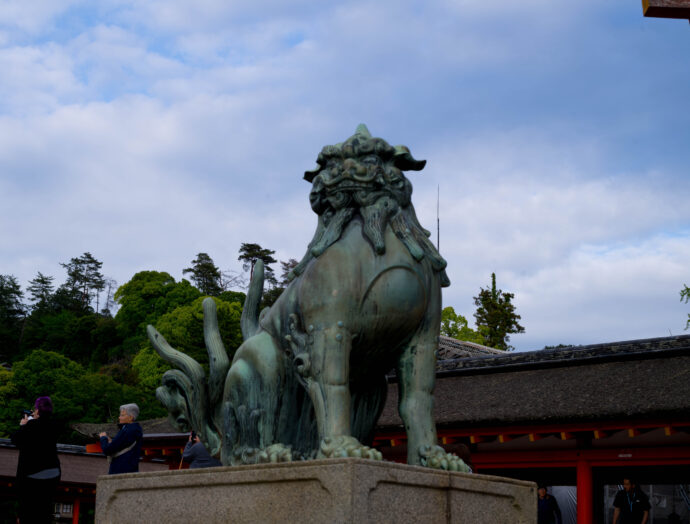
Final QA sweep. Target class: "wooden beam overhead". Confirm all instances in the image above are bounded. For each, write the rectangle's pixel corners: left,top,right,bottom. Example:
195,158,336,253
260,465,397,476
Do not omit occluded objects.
642,0,690,19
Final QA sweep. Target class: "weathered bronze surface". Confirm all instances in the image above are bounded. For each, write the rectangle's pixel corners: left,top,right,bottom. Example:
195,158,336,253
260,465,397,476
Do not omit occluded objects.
148,125,468,471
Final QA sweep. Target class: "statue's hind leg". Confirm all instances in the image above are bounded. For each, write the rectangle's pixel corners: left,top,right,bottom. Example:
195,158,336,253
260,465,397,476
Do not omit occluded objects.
222,331,291,465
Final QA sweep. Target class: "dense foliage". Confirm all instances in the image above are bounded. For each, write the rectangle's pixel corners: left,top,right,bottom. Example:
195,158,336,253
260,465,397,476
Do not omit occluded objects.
440,306,484,344
0,250,263,443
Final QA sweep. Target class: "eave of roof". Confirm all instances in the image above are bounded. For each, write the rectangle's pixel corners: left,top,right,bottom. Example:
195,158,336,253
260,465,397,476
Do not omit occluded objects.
437,334,690,377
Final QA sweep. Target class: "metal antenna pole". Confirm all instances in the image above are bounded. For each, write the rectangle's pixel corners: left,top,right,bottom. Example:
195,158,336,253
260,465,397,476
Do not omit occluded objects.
437,185,440,251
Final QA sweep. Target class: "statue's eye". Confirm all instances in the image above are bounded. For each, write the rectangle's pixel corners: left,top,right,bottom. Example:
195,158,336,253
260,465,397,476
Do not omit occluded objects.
361,155,379,166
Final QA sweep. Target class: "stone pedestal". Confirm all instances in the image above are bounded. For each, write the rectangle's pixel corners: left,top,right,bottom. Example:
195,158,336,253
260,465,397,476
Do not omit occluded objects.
96,458,536,523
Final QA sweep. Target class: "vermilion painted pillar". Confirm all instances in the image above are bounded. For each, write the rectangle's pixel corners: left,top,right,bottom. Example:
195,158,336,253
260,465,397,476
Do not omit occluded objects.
577,458,593,524
72,497,80,524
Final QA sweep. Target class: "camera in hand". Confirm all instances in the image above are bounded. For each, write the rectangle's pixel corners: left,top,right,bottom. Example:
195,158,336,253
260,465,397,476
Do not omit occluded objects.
190,430,196,440
22,409,32,416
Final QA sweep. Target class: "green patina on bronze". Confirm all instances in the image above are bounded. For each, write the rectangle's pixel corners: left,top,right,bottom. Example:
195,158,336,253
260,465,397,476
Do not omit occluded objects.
148,125,469,472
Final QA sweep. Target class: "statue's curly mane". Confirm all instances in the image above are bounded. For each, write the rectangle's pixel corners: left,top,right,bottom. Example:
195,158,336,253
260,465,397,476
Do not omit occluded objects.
290,125,450,287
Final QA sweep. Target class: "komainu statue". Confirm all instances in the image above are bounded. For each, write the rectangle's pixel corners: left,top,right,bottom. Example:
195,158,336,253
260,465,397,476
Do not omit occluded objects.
148,125,469,471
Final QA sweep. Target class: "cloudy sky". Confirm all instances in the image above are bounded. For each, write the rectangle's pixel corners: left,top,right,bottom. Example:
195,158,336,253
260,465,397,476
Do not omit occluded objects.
1,0,688,351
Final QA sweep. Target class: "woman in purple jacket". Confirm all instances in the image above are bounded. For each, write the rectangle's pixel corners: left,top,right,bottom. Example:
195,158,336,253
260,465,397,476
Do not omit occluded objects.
11,396,61,523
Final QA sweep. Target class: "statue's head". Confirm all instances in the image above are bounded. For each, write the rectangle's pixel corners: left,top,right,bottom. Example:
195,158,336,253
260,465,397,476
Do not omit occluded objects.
290,125,449,286
304,124,425,217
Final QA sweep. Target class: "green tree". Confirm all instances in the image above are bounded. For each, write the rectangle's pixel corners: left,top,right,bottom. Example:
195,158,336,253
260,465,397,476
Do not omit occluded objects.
0,275,25,361
59,252,106,311
114,271,201,354
238,243,277,285
440,306,484,344
218,290,246,306
259,258,299,308
473,273,525,351
131,346,171,393
26,272,55,311
0,350,165,441
183,253,223,296
681,284,690,330
279,259,299,286
153,296,243,366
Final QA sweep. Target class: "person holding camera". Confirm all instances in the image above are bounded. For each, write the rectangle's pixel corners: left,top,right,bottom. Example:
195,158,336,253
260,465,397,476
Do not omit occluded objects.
11,396,61,523
182,431,222,469
99,403,143,474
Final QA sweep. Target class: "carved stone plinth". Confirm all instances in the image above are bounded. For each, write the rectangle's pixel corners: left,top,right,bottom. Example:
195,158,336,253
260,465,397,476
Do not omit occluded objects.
96,458,536,523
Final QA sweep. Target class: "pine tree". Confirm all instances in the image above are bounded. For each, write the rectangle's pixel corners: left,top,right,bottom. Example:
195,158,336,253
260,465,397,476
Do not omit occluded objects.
183,253,223,296
60,252,106,310
473,273,525,350
27,272,55,311
0,275,25,360
238,243,278,286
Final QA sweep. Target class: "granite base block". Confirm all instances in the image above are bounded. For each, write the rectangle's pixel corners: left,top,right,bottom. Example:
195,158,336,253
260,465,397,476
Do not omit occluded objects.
96,458,536,523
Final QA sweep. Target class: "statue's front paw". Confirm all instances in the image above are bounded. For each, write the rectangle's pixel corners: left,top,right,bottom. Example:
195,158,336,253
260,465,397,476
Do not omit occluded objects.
317,436,382,461
258,443,294,463
230,446,261,465
419,445,471,473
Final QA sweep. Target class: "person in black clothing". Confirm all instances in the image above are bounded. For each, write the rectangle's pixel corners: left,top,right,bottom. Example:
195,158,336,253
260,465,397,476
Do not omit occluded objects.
11,396,61,524
182,432,222,469
99,403,143,474
613,477,650,524
537,485,562,524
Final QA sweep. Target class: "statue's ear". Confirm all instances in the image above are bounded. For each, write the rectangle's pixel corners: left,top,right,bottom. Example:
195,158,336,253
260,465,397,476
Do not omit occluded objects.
393,145,426,171
304,168,319,182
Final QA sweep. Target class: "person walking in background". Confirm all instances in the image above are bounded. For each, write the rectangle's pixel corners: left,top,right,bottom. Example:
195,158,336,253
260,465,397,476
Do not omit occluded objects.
537,484,563,524
182,431,222,469
613,477,650,524
11,396,61,523
99,403,143,474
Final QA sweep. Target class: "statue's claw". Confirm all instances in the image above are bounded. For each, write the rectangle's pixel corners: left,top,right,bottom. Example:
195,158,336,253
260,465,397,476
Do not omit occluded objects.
231,444,294,465
418,445,471,473
231,446,261,466
317,436,383,461
258,443,294,464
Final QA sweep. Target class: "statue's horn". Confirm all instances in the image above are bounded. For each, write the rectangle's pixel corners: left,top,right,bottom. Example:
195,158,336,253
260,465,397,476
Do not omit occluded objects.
355,123,372,138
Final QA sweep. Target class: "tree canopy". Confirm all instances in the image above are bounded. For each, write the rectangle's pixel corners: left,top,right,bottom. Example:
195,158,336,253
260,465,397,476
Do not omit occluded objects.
114,271,201,343
238,242,277,285
183,253,223,296
473,273,525,351
440,306,484,344
60,252,106,311
0,253,249,444
0,275,24,361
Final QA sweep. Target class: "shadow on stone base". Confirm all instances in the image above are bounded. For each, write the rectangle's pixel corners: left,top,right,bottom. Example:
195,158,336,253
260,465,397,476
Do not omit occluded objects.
96,458,536,523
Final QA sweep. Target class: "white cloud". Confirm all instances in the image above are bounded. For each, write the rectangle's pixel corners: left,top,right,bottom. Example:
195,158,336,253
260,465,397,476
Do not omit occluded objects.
0,0,688,354
0,0,80,36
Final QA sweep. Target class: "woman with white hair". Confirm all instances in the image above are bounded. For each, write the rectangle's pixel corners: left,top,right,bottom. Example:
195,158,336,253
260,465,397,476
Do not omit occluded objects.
99,403,143,474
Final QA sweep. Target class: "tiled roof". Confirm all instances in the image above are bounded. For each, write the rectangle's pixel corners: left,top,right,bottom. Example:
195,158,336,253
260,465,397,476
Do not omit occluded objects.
379,334,690,429
437,336,505,361
72,417,181,438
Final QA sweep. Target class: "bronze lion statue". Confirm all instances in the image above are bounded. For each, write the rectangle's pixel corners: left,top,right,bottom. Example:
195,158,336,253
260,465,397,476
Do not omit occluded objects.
148,125,468,471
